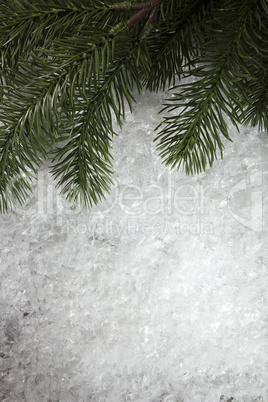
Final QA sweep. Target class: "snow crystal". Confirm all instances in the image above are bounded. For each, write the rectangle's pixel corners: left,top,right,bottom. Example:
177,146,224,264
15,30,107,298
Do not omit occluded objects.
0,87,268,402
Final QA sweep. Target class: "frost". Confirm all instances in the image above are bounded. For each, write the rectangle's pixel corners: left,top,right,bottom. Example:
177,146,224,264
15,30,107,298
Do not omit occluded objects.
0,88,268,402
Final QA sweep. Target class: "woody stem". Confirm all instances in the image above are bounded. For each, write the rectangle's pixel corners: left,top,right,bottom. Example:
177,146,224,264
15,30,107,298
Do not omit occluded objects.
126,0,165,28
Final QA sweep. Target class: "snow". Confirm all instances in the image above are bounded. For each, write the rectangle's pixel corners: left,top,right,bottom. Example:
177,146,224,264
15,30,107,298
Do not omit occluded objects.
0,87,268,402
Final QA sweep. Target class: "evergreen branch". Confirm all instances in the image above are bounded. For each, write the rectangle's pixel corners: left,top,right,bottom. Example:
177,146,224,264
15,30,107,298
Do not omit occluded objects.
145,0,211,92
0,123,43,212
0,24,119,211
0,0,159,209
0,0,267,211
50,36,151,206
233,0,268,131
0,9,151,210
155,0,264,174
0,2,113,99
236,49,268,132
0,172,34,213
155,72,233,174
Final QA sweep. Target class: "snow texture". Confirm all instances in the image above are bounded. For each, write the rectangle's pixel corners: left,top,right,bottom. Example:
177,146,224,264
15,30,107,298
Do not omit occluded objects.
0,87,268,402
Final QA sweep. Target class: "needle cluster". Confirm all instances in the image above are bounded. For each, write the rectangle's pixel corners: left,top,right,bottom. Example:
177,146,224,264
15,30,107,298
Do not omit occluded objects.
0,0,267,211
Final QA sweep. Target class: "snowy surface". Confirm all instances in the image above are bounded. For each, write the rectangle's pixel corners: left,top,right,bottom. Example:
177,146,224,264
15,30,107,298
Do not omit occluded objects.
0,87,268,402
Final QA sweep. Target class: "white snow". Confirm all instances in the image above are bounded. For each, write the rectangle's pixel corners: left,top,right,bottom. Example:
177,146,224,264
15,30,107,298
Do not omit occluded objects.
0,87,268,402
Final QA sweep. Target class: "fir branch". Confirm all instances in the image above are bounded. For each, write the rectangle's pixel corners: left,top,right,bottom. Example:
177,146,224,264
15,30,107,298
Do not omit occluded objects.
0,1,115,76
233,0,268,131
50,36,151,206
0,0,267,211
145,0,212,92
0,9,152,210
0,23,116,211
155,0,267,174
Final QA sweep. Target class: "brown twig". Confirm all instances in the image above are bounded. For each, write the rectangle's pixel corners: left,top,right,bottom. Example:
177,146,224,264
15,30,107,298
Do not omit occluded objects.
126,0,165,28
148,3,160,24
126,7,152,27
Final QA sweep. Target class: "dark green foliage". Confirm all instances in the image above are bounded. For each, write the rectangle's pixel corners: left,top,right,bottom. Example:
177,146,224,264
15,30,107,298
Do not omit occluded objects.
0,0,267,212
